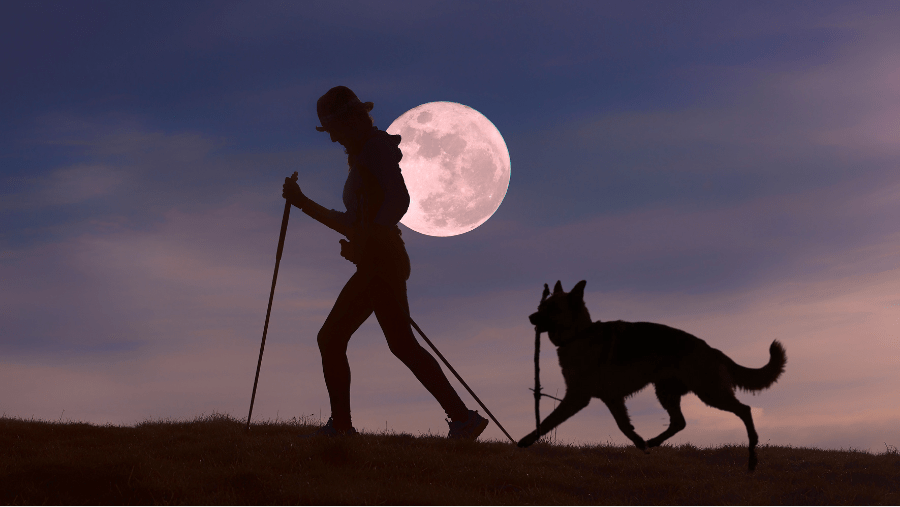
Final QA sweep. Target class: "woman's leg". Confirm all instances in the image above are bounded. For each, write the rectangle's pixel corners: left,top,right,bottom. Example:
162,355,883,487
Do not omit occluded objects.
372,276,469,423
317,272,375,431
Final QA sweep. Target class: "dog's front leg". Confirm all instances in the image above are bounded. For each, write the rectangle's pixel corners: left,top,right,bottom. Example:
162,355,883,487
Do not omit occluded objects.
518,393,591,447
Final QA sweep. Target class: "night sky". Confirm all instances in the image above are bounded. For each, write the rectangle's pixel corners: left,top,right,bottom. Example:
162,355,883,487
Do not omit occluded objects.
2,1,899,452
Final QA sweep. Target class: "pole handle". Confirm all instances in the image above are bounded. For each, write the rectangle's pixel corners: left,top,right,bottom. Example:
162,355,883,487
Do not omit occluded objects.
275,172,299,262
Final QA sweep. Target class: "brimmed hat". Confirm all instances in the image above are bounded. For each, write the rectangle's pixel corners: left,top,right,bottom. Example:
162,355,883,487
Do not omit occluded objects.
315,86,374,132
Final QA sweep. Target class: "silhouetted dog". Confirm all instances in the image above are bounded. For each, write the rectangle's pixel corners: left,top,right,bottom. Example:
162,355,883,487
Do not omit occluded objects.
517,281,786,472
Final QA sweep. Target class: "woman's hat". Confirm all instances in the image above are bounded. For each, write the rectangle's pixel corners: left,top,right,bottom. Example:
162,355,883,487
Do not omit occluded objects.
315,86,374,132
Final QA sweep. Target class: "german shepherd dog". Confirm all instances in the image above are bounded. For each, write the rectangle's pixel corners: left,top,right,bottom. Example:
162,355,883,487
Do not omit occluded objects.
517,281,786,472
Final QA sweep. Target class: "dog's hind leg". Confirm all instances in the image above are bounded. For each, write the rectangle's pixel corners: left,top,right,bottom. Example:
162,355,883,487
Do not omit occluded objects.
646,379,688,448
602,397,647,451
696,389,759,472
517,393,590,448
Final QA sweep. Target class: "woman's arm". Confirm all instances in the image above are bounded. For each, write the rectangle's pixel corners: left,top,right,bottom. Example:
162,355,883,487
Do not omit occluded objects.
301,198,354,237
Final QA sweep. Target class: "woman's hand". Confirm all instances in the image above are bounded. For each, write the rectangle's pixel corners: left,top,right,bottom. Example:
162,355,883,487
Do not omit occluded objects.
342,226,371,266
339,225,385,266
282,177,308,209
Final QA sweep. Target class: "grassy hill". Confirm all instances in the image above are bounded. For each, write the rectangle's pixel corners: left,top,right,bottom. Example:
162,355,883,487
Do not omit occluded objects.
1,413,897,505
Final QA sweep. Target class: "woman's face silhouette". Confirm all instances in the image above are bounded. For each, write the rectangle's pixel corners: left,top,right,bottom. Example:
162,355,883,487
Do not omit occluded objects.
325,116,370,152
326,119,351,146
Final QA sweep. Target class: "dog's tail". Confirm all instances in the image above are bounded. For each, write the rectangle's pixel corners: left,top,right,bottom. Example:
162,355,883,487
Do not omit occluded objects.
727,340,787,392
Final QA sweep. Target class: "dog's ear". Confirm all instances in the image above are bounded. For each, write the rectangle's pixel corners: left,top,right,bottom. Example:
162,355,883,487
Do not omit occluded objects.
570,280,586,301
553,280,564,295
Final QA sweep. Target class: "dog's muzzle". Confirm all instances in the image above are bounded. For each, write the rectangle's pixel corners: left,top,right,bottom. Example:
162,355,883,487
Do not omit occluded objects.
529,311,547,332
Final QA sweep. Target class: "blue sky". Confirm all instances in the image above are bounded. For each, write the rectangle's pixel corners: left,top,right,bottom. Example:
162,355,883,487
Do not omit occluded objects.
2,1,899,452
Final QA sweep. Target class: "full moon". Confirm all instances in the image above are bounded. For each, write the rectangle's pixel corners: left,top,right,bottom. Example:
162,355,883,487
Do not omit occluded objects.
387,102,510,237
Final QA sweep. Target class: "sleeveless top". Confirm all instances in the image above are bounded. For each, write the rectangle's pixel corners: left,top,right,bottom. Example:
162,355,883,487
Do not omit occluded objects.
336,128,412,281
342,128,410,229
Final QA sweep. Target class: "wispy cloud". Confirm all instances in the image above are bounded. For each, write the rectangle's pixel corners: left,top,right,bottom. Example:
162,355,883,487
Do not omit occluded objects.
1,164,125,211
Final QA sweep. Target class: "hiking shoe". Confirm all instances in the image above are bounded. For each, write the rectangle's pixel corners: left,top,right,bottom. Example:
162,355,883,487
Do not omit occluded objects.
448,410,489,440
300,417,358,438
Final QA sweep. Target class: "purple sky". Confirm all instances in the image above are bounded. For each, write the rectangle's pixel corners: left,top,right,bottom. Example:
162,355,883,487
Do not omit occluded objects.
2,1,899,452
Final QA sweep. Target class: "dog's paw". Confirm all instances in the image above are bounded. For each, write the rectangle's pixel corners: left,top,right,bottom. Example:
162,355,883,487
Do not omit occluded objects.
633,437,647,453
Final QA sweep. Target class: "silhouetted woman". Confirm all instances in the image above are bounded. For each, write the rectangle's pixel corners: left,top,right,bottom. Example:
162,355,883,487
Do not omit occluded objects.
282,86,488,439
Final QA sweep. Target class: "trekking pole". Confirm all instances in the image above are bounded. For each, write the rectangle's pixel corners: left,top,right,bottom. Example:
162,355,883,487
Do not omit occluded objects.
382,285,516,444
246,171,298,433
408,315,517,444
